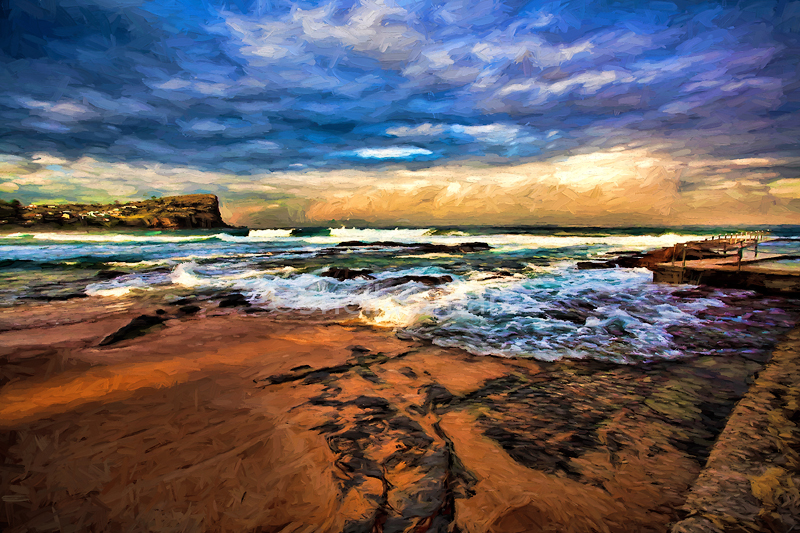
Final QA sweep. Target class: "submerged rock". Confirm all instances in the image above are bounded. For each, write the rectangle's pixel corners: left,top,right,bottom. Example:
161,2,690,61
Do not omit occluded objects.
218,293,251,308
99,314,166,346
321,267,375,281
96,270,129,280
371,275,454,290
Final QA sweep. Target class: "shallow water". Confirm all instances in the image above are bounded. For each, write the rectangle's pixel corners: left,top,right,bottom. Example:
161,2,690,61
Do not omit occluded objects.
2,226,799,363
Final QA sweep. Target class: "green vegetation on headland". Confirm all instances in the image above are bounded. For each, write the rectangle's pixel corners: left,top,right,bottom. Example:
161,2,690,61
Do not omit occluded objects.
0,194,232,230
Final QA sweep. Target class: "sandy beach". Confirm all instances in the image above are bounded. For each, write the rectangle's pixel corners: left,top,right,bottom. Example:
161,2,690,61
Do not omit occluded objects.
1,294,797,533
4,0,800,526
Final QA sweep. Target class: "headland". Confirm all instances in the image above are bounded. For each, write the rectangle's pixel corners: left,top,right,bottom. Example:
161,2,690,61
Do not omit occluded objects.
0,194,232,230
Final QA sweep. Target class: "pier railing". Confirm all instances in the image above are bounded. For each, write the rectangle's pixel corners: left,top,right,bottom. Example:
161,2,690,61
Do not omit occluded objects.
670,231,770,281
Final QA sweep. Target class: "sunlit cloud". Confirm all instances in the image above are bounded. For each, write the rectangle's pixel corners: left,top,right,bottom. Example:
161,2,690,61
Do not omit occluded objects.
0,0,798,225
343,147,435,160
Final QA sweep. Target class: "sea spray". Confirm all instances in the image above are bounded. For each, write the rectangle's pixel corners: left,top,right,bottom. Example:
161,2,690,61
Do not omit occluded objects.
3,226,798,364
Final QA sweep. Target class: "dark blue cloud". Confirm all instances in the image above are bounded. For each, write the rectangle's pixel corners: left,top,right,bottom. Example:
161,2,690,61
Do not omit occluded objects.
0,0,798,177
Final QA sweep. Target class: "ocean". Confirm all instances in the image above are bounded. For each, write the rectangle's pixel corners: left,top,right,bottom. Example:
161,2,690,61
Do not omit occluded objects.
2,226,799,364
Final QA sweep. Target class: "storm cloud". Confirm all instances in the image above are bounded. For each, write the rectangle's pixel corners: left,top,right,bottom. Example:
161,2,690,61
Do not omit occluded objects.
1,0,799,225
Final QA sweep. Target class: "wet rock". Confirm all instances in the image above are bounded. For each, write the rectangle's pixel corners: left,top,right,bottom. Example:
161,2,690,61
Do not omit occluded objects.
613,254,648,268
400,367,418,379
348,345,371,354
218,293,251,308
353,396,392,413
544,309,590,325
311,390,473,533
371,275,453,290
96,270,129,280
99,314,166,346
178,305,201,315
337,240,405,248
577,261,616,270
25,292,89,301
321,267,375,281
434,242,491,253
672,286,716,299
605,318,629,337
303,365,352,384
419,384,456,414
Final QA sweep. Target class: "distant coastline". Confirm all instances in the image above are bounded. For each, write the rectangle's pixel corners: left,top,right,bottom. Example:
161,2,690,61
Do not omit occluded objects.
0,194,233,231
2,194,798,237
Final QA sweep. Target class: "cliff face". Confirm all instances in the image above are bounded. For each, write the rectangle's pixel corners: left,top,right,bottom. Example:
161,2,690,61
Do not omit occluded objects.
0,194,232,230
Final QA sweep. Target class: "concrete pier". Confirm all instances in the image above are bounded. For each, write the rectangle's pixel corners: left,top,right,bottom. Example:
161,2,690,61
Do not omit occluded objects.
651,233,800,295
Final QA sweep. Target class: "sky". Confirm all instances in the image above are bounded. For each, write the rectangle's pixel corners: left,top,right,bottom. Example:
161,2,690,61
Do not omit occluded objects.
1,0,799,226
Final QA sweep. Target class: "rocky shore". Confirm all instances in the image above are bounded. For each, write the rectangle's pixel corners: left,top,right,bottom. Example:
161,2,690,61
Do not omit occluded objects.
0,292,798,532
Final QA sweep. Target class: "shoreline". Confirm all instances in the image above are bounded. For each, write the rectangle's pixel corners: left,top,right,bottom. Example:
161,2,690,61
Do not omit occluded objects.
1,297,798,532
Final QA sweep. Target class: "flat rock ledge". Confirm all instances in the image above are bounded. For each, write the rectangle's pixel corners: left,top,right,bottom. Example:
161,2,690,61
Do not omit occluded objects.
671,327,800,533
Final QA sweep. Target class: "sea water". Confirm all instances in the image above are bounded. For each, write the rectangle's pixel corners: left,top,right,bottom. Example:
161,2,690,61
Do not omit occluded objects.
2,226,799,364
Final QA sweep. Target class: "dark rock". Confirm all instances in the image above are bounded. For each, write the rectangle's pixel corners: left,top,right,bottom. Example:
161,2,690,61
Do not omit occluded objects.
673,287,716,299
337,240,404,248
96,270,129,280
436,242,491,253
605,250,642,256
179,305,201,315
303,364,353,384
348,345,371,354
312,421,344,433
34,293,90,301
371,275,453,290
356,367,383,384
99,314,166,346
399,367,418,379
545,309,591,325
321,267,375,281
420,384,456,413
353,396,392,412
631,247,674,268
613,255,647,268
576,261,616,270
218,293,251,308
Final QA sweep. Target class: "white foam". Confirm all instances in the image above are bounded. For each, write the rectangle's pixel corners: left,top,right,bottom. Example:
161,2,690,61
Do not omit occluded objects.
328,227,432,241
0,232,221,243
106,259,175,268
85,276,151,297
298,230,708,251
465,233,708,252
87,286,138,297
217,229,296,241
345,265,719,363
249,229,295,238
170,262,211,288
